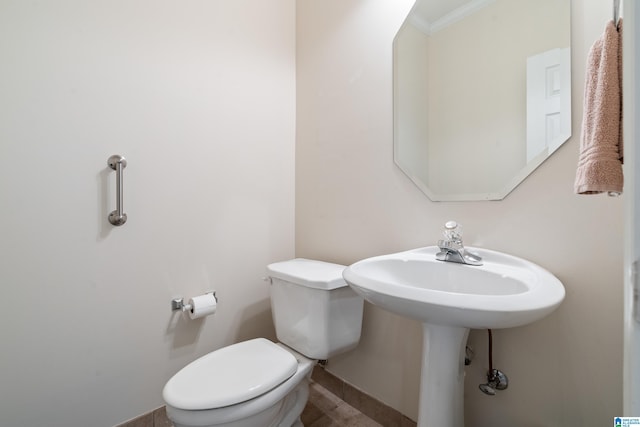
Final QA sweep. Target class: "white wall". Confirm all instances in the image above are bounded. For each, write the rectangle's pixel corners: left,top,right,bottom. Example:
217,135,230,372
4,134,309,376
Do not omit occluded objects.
0,1,295,426
297,0,623,425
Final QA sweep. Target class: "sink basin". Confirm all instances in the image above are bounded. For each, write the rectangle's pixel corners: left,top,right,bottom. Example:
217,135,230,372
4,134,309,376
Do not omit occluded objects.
342,246,565,329
343,246,565,427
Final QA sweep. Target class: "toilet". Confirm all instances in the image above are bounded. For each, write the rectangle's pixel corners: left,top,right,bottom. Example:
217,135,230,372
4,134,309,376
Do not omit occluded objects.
162,258,364,427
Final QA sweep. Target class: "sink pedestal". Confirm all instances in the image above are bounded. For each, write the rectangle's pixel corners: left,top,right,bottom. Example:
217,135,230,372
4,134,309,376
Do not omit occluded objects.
418,323,469,427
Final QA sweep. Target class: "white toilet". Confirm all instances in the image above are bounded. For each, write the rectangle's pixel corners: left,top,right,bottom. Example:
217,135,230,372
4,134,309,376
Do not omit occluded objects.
162,258,364,427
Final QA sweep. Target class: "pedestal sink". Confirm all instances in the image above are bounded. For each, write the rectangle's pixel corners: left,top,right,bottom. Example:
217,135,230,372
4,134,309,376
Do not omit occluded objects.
342,246,565,427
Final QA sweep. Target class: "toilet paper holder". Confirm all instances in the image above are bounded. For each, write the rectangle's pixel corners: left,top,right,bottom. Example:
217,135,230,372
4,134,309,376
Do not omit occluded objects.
171,292,217,313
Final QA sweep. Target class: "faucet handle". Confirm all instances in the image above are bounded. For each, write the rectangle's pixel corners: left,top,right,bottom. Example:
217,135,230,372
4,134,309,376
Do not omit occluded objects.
444,221,458,229
443,221,462,242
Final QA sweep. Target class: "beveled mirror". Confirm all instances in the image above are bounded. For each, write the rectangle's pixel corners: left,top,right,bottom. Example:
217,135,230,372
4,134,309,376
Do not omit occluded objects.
393,0,571,201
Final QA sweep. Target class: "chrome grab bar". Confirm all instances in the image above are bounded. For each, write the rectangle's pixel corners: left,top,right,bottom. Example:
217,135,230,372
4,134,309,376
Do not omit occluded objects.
108,154,127,226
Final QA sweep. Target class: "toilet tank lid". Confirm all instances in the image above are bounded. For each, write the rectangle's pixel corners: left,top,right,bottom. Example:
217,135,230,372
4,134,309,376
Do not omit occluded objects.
162,338,297,410
267,258,347,290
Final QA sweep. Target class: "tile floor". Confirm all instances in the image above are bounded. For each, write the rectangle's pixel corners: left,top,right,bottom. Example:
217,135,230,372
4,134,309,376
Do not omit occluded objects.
301,380,383,427
307,367,417,427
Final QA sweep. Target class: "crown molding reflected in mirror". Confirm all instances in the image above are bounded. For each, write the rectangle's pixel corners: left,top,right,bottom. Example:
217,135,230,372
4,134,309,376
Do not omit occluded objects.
393,0,572,201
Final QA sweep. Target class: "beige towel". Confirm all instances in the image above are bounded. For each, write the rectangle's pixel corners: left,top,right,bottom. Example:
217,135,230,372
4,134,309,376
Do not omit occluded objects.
574,19,623,195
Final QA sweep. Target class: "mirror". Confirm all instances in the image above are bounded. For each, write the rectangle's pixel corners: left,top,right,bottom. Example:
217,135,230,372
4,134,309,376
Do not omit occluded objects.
393,0,571,201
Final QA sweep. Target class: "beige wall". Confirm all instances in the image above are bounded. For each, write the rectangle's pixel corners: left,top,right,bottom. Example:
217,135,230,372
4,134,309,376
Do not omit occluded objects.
0,1,295,426
296,0,623,425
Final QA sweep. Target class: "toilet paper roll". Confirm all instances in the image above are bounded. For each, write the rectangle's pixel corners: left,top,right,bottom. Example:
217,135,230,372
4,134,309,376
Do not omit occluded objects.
187,294,217,320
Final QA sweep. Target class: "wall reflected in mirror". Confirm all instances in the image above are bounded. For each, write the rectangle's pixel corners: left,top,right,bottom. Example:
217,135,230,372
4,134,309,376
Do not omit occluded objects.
393,0,571,201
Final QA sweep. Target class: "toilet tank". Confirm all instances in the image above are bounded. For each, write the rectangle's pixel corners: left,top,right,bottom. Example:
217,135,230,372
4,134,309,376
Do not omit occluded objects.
266,258,364,360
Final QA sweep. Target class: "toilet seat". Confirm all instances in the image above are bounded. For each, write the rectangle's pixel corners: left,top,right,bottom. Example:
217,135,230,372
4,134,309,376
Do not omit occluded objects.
163,338,298,410
165,344,314,427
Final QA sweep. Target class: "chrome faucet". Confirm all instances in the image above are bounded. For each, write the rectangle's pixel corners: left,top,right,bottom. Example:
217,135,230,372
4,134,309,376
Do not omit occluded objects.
436,221,483,266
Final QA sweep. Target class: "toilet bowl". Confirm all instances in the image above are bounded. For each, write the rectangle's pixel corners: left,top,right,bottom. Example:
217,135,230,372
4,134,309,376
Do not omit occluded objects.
164,339,314,427
162,259,364,427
